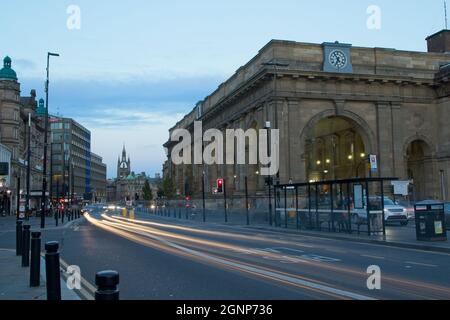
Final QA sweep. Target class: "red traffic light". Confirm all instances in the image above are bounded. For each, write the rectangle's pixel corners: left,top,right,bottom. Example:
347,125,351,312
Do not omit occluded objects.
217,179,224,193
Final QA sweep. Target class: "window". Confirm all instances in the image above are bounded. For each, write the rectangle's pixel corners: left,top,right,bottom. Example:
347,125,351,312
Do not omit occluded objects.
51,123,63,130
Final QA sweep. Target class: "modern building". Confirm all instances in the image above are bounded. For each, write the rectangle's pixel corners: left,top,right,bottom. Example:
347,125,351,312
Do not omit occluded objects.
0,56,48,214
91,152,107,202
164,30,450,202
50,116,107,203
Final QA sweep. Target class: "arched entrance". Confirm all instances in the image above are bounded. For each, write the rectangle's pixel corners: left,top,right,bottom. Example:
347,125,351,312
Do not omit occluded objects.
406,140,433,201
304,116,368,181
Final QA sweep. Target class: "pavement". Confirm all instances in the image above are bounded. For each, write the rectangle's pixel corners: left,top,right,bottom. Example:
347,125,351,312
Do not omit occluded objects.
0,249,80,300
138,208,450,254
0,215,82,233
244,223,450,254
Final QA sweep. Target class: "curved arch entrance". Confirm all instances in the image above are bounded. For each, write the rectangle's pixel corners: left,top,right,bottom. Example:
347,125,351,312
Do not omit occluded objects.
406,140,433,201
304,116,369,181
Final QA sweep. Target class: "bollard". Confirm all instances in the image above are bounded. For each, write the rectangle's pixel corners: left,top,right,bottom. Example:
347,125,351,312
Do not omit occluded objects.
21,225,31,267
45,241,61,300
30,232,41,287
16,220,23,256
61,210,65,224
95,270,120,300
54,209,59,227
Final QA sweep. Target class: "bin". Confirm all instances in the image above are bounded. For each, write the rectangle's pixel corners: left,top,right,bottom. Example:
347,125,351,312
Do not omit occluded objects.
414,200,447,242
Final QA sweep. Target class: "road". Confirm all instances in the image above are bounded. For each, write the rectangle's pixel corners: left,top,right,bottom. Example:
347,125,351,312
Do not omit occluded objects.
2,207,450,300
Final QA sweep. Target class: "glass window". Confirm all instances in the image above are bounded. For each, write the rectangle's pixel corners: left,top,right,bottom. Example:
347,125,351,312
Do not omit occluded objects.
51,123,63,130
445,203,450,213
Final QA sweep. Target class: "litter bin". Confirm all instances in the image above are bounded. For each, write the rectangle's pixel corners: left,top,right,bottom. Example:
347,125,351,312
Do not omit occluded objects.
414,200,447,242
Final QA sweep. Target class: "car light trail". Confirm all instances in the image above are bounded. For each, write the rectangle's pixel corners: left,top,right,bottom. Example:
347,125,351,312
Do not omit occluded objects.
84,212,450,300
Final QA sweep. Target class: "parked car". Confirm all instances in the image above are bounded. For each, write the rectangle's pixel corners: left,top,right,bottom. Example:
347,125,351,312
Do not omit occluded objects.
445,203,450,230
352,197,408,226
397,200,415,220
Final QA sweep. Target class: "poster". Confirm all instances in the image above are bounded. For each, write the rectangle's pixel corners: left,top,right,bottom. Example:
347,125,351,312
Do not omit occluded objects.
391,181,410,196
354,184,364,209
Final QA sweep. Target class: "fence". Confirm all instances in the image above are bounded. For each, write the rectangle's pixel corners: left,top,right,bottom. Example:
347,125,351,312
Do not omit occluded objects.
134,177,398,237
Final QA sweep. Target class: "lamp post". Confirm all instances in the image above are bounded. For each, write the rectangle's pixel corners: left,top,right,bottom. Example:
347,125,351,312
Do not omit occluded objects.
26,113,31,220
261,61,289,190
41,52,59,229
264,121,273,226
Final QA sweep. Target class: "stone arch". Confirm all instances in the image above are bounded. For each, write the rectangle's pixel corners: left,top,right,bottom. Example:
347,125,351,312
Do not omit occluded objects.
298,109,377,181
299,109,377,156
404,136,436,201
402,134,435,158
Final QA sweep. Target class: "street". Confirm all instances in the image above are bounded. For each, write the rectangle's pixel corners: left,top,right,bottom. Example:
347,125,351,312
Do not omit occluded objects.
2,207,450,300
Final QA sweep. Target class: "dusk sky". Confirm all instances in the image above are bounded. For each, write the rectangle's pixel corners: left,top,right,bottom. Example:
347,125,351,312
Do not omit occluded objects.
2,0,444,178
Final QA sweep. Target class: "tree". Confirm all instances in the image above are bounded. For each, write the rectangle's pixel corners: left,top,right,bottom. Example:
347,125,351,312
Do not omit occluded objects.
142,179,153,201
161,176,175,199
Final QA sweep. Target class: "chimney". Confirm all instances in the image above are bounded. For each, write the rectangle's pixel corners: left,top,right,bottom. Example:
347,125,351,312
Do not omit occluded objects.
426,29,450,53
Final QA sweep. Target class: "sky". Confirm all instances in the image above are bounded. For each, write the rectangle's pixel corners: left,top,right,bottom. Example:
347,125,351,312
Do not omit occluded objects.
1,0,444,178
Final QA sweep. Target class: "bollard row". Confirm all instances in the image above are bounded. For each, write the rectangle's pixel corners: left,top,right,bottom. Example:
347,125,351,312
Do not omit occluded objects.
16,221,119,300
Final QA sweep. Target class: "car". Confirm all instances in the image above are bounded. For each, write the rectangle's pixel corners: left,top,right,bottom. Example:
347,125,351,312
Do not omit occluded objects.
397,200,415,220
445,203,450,230
352,197,408,226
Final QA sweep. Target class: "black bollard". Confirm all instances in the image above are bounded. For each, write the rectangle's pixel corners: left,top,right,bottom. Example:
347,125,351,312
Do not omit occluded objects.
61,210,65,224
16,220,23,256
30,232,41,287
54,208,59,227
45,241,61,300
21,225,31,267
95,270,120,300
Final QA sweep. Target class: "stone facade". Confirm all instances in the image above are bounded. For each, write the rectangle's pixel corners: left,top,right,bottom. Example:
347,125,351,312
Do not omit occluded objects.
164,32,450,202
0,57,48,214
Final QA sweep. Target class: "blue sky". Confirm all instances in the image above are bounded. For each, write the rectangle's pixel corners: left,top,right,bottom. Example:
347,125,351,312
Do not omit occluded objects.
1,0,444,178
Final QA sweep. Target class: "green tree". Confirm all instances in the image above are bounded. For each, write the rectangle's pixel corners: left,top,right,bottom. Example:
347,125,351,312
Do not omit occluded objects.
142,179,153,201
162,176,176,199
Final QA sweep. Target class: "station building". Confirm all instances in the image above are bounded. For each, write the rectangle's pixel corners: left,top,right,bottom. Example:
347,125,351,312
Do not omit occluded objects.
164,30,450,202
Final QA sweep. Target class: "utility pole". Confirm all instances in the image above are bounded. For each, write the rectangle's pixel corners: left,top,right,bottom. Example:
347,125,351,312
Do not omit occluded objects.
445,1,448,29
41,52,59,229
26,113,31,220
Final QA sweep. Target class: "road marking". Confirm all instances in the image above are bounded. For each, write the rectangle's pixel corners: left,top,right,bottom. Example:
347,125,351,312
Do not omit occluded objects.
103,220,373,300
404,261,438,268
361,255,385,260
59,258,96,300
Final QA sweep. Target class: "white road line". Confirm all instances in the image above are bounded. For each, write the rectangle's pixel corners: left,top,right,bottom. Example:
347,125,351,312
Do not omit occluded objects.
361,255,385,260
106,220,375,300
404,261,438,268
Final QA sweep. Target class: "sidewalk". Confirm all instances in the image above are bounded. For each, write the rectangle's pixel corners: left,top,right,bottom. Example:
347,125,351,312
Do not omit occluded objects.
0,215,82,233
135,211,450,254
0,249,80,300
243,223,450,254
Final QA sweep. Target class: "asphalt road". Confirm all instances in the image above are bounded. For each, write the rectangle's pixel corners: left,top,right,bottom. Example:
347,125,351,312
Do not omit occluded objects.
1,208,450,300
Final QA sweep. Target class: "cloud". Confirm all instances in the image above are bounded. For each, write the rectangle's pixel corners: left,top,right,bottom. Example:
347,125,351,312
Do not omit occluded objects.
12,58,37,71
17,74,222,178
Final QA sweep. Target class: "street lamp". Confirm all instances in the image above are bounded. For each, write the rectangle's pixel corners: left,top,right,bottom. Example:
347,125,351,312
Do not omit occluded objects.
41,52,60,229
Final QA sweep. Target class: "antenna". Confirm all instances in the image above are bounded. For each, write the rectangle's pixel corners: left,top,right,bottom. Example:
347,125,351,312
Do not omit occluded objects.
446,0,448,29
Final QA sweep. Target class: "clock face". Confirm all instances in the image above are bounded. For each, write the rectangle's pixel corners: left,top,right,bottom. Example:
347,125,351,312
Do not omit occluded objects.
329,50,348,69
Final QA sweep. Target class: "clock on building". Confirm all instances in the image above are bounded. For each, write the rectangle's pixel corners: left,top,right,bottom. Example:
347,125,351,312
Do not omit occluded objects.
323,42,353,73
329,50,348,69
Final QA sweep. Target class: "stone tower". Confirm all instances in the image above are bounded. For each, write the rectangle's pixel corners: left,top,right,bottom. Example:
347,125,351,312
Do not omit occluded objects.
117,145,131,179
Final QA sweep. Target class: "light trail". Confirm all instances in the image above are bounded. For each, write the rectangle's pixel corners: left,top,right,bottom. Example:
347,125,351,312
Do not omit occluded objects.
110,214,315,248
85,213,450,300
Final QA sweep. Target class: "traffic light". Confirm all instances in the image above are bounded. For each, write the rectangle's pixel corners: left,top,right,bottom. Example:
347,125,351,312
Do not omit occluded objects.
217,179,224,193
